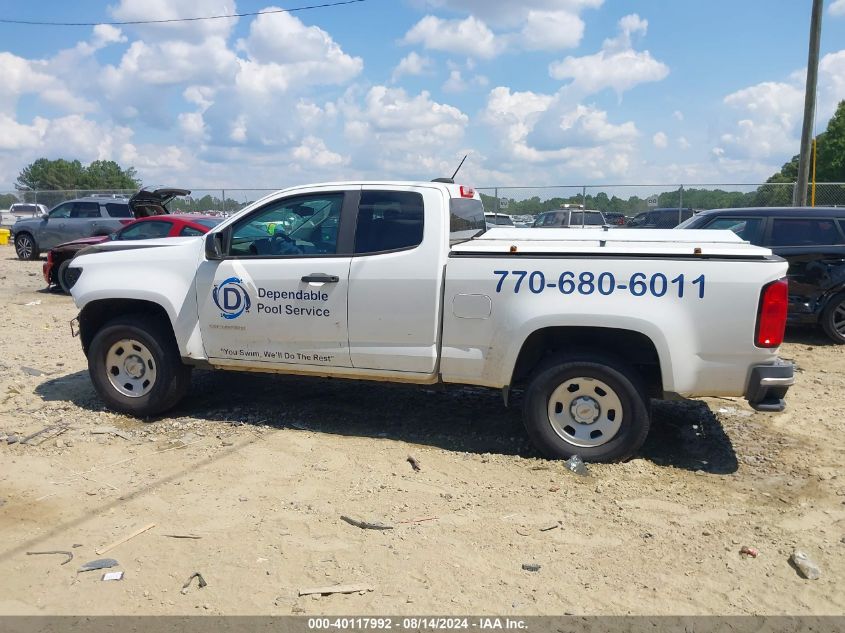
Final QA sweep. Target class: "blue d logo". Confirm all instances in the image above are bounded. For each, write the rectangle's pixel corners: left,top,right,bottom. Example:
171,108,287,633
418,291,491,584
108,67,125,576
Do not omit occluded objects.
212,277,251,319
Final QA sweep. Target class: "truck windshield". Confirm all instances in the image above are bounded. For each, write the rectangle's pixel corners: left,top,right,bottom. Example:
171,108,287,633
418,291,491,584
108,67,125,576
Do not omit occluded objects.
450,198,486,244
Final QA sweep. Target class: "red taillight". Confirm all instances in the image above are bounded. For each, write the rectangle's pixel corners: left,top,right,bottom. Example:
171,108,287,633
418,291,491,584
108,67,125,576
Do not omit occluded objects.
46,251,53,264
459,185,475,198
756,278,788,348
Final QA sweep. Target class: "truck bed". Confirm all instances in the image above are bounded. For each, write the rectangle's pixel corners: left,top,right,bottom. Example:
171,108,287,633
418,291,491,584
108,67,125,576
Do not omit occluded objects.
451,228,774,259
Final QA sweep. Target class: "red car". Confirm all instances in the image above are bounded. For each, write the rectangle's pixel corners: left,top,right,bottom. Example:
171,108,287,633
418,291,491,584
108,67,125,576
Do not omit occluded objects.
44,214,222,293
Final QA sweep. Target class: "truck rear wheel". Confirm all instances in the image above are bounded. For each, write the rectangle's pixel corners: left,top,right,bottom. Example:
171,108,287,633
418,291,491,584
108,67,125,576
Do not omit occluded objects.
522,354,650,462
88,315,191,417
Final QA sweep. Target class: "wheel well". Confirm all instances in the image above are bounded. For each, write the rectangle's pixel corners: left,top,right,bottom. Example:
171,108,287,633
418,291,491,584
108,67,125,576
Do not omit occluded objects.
511,327,663,398
79,299,173,355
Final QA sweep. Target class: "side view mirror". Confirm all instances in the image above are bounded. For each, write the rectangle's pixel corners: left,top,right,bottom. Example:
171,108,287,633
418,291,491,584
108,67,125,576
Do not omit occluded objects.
205,229,228,260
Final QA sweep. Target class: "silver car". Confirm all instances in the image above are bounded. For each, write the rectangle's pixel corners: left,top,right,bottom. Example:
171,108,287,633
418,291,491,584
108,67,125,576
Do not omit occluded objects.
11,188,189,260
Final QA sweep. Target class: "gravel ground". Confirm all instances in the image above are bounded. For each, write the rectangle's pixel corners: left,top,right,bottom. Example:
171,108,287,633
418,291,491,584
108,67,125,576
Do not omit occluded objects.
0,251,843,615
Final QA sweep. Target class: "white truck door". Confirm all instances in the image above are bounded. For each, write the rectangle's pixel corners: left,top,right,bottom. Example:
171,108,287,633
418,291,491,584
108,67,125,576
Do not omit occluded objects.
197,189,357,368
347,185,446,374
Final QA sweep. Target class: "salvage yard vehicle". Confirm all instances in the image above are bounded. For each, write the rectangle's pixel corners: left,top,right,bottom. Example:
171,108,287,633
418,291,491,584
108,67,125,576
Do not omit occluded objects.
44,214,221,294
533,208,606,228
68,181,794,462
12,188,188,260
678,206,845,343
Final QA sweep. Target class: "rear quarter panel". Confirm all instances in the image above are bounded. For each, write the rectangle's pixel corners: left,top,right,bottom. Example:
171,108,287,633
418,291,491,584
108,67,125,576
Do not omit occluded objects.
440,255,789,396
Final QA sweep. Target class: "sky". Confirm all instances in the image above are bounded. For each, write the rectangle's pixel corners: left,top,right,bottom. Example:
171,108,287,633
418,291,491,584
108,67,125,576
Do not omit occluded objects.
0,0,844,191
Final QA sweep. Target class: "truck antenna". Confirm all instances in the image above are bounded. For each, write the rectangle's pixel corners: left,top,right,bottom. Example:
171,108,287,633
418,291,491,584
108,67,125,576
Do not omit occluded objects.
451,154,468,181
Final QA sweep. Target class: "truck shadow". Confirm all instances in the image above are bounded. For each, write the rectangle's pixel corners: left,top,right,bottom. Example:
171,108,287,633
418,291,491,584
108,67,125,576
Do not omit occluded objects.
34,370,737,473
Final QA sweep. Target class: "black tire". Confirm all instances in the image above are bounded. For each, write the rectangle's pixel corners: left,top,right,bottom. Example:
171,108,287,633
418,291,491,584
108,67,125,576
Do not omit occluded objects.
56,259,74,294
820,292,845,344
522,353,650,462
14,232,39,260
88,314,192,417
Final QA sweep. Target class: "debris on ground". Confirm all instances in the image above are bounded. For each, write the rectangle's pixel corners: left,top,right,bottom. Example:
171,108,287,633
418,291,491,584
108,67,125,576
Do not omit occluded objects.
564,455,589,476
102,571,124,581
23,300,41,306
78,558,119,573
740,546,759,558
21,425,68,446
298,584,374,597
397,517,438,525
791,550,821,579
26,550,73,565
90,426,132,440
96,523,156,555
162,534,203,540
539,522,560,532
20,366,47,377
340,515,394,530
407,455,421,472
181,572,208,594
521,563,541,572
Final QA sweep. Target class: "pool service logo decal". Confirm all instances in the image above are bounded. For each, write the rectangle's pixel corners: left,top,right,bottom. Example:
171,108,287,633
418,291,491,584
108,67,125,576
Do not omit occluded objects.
212,276,251,319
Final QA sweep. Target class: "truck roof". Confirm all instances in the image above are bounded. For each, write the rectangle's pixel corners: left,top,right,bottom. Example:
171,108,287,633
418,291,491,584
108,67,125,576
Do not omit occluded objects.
271,180,475,198
452,227,774,258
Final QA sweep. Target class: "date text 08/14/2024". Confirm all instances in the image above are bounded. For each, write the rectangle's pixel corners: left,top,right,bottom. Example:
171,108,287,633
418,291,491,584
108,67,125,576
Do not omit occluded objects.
493,270,706,299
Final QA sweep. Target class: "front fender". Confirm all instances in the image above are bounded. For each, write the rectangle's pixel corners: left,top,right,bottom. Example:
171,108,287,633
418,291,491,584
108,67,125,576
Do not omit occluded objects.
70,239,206,359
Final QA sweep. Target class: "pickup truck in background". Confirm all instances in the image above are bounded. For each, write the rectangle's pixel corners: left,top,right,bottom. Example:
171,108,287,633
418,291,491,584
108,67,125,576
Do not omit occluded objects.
68,181,794,462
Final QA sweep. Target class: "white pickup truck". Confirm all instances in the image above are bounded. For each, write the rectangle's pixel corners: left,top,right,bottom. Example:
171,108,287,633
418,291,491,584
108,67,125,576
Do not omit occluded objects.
69,181,794,462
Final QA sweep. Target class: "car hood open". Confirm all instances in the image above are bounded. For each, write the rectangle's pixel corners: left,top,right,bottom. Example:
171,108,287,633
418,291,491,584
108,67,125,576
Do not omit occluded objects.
129,187,191,218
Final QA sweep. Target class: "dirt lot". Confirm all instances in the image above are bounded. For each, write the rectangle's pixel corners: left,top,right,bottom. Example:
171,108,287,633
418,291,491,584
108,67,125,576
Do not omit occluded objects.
0,250,843,616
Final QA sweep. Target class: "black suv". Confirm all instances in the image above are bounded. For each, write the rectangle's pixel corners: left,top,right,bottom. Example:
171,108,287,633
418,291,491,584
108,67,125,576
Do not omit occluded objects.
628,208,696,228
679,207,845,343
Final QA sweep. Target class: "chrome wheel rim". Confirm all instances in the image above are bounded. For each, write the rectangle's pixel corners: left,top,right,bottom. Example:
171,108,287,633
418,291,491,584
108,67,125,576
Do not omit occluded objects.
16,236,33,259
547,377,623,447
105,338,157,398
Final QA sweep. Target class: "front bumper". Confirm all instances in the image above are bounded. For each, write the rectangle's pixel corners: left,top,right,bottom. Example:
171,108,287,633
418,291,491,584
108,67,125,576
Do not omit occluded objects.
745,359,794,412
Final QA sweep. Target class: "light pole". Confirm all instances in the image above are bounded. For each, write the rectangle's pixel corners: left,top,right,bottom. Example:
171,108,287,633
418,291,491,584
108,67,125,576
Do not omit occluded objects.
794,0,824,206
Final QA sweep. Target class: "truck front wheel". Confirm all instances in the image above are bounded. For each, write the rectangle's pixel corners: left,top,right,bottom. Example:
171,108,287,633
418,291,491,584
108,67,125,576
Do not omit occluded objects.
522,354,650,462
88,315,191,417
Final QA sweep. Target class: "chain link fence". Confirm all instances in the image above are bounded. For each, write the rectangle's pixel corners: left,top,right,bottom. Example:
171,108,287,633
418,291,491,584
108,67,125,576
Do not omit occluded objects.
2,183,844,227
0,188,279,217
477,183,845,228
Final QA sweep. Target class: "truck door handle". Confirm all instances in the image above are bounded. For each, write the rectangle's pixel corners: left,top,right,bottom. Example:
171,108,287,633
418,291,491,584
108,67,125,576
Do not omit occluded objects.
301,273,339,283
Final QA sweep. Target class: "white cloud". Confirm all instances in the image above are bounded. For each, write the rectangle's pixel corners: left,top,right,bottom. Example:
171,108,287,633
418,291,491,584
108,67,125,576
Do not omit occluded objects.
830,0,845,16
233,11,363,97
555,105,638,146
673,110,684,121
291,136,347,167
520,10,585,50
391,52,433,82
409,0,603,28
403,15,502,59
718,81,805,160
443,70,465,93
548,14,669,95
0,114,49,151
652,131,668,149
109,0,238,42
678,136,691,150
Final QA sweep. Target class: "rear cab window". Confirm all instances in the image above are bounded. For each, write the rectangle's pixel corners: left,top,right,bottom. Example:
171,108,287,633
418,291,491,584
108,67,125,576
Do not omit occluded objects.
449,198,485,244
355,190,424,254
